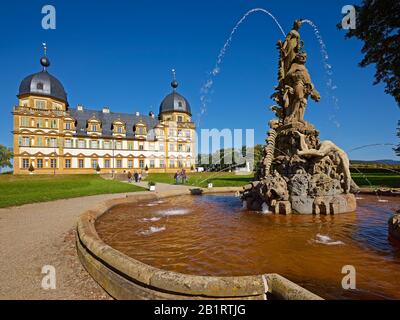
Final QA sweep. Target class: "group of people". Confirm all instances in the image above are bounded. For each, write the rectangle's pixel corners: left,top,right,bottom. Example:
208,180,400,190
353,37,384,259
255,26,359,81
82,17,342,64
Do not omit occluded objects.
127,171,143,183
174,169,187,184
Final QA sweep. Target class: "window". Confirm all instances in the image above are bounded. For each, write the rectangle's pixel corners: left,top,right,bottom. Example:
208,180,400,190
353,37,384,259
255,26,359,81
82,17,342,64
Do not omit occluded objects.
105,159,110,168
139,144,144,151
159,143,165,152
92,159,98,169
22,159,29,169
21,117,29,127
169,144,175,152
91,140,98,149
128,142,133,150
79,159,84,168
160,160,165,168
64,139,72,148
35,100,46,109
150,160,155,169
37,159,43,168
49,138,57,148
91,124,97,132
22,137,30,147
169,129,175,137
37,137,43,146
178,160,183,168
139,160,145,169
65,122,71,130
185,130,190,138
169,160,175,168
149,143,155,151
187,145,191,152
177,116,183,123
53,103,62,110
36,82,44,90
178,130,183,137
178,144,183,152
104,141,110,149
50,119,57,129
37,119,43,128
65,159,71,168
116,141,122,150
128,160,133,169
116,160,122,168
78,140,85,148
117,126,122,134
50,159,57,169
178,101,183,108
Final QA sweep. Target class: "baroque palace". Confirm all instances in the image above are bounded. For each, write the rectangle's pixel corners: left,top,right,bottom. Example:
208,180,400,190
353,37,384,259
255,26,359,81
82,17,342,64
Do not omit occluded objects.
13,52,196,174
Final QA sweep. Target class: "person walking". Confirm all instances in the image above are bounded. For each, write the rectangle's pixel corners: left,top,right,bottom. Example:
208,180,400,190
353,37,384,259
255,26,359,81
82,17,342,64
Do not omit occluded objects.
134,171,139,183
174,170,180,185
138,171,142,182
181,169,187,184
127,171,132,183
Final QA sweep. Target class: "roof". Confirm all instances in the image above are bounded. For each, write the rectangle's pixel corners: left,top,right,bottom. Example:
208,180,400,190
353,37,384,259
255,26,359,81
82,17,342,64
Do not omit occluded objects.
69,108,160,139
18,70,68,105
159,89,191,116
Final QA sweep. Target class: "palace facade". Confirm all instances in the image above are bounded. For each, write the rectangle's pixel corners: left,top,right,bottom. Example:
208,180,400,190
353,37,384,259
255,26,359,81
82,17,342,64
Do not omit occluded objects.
13,55,196,174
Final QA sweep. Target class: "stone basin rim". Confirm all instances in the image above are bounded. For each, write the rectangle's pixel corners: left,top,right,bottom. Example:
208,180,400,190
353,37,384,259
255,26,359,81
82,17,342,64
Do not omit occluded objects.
76,187,324,300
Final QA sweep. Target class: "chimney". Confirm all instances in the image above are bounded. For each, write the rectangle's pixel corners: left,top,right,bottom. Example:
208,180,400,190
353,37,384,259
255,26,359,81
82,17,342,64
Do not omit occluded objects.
102,106,110,114
77,104,84,111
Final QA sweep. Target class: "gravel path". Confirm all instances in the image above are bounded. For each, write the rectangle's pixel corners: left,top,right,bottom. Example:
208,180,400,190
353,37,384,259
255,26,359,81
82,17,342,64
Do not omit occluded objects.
0,192,151,300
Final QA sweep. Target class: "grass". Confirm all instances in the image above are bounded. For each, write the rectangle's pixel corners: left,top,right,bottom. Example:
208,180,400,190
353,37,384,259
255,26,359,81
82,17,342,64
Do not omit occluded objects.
146,171,400,189
351,173,400,188
145,172,254,188
0,174,145,208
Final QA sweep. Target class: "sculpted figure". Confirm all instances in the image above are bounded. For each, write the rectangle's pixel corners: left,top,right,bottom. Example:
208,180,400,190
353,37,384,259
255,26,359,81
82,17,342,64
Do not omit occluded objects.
295,131,351,193
284,53,320,123
277,20,303,82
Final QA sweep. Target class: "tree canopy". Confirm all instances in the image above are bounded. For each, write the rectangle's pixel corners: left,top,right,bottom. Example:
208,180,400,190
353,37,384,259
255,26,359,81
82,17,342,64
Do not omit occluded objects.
0,145,13,172
341,0,400,106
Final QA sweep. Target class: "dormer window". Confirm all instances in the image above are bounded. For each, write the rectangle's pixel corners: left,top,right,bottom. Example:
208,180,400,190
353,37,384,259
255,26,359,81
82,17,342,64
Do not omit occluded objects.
117,126,122,134
37,82,44,90
35,100,46,109
177,116,183,122
178,101,183,108
91,124,97,132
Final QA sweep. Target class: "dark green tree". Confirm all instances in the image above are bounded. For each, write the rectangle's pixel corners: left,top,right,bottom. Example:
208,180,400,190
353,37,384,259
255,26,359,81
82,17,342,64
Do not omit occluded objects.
395,121,400,156
0,145,13,173
340,0,400,106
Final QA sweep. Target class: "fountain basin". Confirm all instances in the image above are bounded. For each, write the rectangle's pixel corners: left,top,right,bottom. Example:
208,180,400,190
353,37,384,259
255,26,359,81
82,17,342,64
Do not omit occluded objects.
76,189,322,300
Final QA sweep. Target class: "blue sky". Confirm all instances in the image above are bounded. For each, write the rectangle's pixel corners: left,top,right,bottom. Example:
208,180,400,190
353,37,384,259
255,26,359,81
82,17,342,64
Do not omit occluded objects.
0,0,399,160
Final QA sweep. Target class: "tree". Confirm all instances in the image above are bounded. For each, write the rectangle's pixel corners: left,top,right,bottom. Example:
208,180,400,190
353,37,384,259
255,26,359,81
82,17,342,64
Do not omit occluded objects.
395,121,400,156
0,145,13,173
340,0,400,106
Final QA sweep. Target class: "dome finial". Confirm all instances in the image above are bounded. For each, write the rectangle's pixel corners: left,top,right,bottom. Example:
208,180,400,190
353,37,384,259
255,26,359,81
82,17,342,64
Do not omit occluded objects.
171,68,178,90
40,42,50,71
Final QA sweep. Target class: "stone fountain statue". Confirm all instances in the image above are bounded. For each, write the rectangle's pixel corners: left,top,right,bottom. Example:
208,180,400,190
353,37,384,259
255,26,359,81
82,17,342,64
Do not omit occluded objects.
241,20,358,214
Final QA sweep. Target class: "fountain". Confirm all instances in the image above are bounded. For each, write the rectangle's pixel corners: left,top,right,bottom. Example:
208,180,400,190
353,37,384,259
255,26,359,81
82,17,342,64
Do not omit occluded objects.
240,20,358,215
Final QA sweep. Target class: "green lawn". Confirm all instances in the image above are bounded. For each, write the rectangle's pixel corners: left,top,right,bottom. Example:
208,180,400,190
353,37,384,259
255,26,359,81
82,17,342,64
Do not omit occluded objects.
145,172,254,188
352,173,400,188
0,174,144,208
146,172,400,189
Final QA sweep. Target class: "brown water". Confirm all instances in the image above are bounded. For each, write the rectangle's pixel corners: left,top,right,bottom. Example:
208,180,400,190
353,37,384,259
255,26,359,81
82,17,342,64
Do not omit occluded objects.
96,194,400,300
